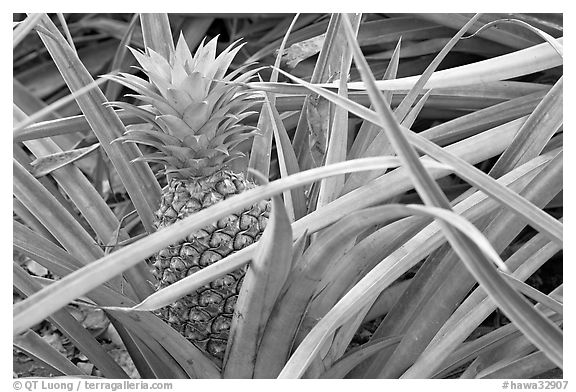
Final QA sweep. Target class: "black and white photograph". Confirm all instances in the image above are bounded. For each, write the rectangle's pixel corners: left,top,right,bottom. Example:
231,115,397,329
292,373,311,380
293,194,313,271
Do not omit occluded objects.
11,11,564,385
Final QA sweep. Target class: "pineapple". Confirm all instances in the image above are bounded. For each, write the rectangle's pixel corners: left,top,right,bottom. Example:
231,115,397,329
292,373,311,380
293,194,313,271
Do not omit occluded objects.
110,35,270,367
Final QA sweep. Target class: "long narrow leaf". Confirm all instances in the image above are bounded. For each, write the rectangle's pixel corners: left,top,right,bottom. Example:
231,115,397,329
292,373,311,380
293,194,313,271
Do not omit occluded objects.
276,198,548,377
248,15,298,182
15,107,154,300
264,94,307,220
347,38,401,161
499,273,563,315
480,350,557,379
104,13,140,100
14,221,83,275
490,77,562,177
464,18,563,57
434,312,561,378
14,226,213,378
224,191,293,378
13,77,109,132
320,336,402,378
408,219,563,378
340,18,562,370
395,14,482,122
317,14,360,208
273,68,562,245
414,13,537,49
13,159,105,265
420,90,545,146
13,13,44,48
139,13,175,60
14,330,85,376
34,14,160,232
285,147,560,376
106,310,220,378
291,14,342,171
13,263,129,378
247,15,299,181
16,128,558,335
460,288,563,379
13,157,448,334
247,37,563,93
302,217,428,344
369,76,561,377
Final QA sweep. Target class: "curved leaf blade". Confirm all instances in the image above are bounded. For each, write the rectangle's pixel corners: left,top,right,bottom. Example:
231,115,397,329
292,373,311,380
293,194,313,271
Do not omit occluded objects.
224,192,293,378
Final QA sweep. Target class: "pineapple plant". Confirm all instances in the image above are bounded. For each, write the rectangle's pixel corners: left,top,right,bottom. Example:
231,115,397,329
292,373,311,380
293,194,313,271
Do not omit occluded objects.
108,35,270,367
14,13,563,379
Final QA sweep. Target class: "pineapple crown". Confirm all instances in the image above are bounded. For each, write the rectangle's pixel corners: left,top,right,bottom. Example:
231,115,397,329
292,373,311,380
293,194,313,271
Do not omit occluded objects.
109,34,260,178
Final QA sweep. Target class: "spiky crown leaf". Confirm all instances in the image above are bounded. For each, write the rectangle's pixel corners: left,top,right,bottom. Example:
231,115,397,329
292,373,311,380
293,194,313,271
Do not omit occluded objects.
109,34,260,178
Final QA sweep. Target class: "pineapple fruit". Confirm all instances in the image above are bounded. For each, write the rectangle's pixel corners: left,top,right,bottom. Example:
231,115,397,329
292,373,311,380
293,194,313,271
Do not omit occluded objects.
110,35,270,367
